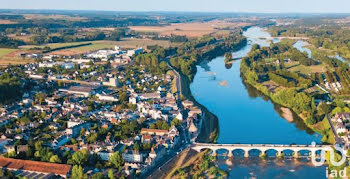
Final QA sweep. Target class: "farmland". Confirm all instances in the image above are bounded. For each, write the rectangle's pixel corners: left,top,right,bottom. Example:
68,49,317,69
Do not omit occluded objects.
130,21,250,38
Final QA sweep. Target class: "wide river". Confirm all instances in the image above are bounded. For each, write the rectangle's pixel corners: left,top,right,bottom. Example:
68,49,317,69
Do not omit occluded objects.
190,27,326,178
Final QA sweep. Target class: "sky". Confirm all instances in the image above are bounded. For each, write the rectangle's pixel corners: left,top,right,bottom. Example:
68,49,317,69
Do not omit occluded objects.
1,0,350,13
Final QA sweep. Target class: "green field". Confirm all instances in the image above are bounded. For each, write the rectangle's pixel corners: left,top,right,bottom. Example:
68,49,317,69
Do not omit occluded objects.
19,39,175,56
0,48,17,57
289,64,328,74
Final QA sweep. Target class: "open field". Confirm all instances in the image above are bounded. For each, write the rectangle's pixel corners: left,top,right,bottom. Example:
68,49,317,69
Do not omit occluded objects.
0,48,17,57
19,38,176,56
0,19,17,24
0,48,35,66
130,21,250,37
23,14,87,21
289,64,328,74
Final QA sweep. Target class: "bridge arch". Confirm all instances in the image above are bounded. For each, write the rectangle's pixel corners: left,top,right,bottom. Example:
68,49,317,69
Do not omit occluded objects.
296,149,312,157
216,148,231,157
248,148,263,157
265,148,279,157
232,148,245,157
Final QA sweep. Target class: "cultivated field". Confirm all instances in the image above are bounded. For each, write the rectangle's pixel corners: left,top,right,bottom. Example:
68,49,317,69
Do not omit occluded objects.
19,38,176,56
0,48,34,66
0,19,17,24
129,21,250,37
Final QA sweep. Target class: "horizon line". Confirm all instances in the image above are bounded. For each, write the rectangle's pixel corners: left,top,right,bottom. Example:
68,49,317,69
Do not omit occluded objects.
1,8,350,15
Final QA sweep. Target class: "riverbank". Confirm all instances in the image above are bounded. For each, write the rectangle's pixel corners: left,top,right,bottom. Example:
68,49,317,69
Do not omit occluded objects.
240,74,335,144
179,71,219,143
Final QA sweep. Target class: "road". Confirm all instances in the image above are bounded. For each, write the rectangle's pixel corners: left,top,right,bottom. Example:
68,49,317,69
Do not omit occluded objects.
326,113,342,144
167,63,182,101
140,126,190,179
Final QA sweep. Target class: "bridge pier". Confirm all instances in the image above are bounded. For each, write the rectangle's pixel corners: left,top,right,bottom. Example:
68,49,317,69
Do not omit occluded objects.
228,151,233,158
244,150,249,158
212,150,217,157
277,150,282,157
293,151,299,158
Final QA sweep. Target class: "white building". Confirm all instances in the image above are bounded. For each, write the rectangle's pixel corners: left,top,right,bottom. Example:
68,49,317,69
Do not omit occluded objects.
103,78,119,87
126,48,143,57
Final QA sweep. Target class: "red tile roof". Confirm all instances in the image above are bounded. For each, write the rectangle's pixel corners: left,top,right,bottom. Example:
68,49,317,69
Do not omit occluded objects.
0,157,71,176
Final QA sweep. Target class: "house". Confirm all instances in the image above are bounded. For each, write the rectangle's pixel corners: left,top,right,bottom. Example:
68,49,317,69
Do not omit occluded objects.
336,123,346,134
336,112,350,121
182,100,194,109
122,150,145,163
139,93,161,100
149,145,166,161
4,145,15,153
0,139,8,153
16,145,29,154
102,78,119,87
52,135,72,149
0,157,71,178
140,128,168,136
96,94,119,102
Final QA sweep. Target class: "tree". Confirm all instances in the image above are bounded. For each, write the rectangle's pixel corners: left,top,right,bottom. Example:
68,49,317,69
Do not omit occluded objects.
71,150,89,166
318,102,331,114
71,165,85,179
133,143,140,152
109,151,124,171
171,118,181,127
159,61,168,73
108,169,115,179
224,52,232,62
119,91,128,103
49,155,61,163
35,92,47,104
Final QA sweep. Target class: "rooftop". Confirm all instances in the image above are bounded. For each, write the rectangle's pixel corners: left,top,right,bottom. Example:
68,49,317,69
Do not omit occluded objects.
0,157,71,176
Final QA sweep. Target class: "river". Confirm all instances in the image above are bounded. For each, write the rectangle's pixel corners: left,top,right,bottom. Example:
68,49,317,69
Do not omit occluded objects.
190,27,326,178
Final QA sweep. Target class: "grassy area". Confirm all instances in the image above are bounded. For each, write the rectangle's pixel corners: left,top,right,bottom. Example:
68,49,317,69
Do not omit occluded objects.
289,64,328,74
0,48,17,57
0,48,34,66
264,57,276,63
312,117,335,144
20,39,176,56
166,70,177,94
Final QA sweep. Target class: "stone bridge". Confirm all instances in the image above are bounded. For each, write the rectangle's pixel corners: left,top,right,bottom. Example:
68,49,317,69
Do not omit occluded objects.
191,143,333,158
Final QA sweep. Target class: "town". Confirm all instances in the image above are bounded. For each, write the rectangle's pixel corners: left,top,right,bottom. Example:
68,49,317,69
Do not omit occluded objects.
0,45,203,178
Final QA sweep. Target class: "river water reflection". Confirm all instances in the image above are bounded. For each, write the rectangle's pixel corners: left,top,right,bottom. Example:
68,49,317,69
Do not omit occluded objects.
190,27,326,178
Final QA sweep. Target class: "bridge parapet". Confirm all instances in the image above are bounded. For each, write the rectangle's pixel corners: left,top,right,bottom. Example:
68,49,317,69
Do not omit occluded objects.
191,143,333,158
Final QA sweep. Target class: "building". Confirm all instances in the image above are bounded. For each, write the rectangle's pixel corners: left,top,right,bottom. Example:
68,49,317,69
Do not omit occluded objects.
140,128,168,136
87,50,118,59
96,94,119,102
127,48,143,57
139,93,161,100
122,150,145,163
60,86,95,97
103,78,119,87
0,157,71,178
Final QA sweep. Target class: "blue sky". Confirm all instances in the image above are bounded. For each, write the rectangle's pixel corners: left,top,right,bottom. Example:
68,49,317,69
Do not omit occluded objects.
1,0,350,13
